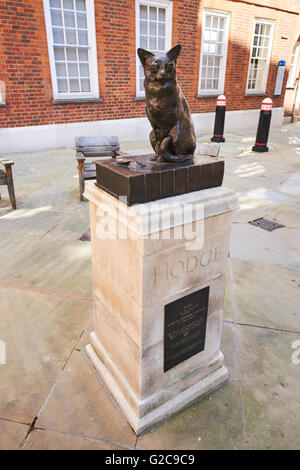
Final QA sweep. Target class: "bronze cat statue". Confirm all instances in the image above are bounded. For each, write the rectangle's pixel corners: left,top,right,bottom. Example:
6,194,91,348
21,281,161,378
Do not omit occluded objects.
137,44,196,164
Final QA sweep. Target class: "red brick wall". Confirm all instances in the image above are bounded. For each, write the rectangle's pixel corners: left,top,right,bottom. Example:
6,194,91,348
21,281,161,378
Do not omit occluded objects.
0,0,298,129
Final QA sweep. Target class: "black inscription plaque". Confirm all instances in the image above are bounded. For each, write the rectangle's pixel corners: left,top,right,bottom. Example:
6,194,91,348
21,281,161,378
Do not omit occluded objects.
164,286,209,372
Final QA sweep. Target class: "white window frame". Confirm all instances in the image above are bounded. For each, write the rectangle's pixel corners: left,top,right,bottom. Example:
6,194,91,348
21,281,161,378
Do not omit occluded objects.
197,9,230,96
43,0,99,101
245,18,275,95
287,42,300,88
135,0,173,98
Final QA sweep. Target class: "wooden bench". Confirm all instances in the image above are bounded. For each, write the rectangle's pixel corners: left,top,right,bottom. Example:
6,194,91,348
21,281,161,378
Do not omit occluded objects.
76,136,127,201
0,158,16,210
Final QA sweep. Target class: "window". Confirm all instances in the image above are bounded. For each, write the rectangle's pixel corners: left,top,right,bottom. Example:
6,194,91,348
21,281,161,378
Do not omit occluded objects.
43,0,99,100
287,42,300,88
246,19,274,94
136,0,173,97
0,81,5,105
198,10,230,96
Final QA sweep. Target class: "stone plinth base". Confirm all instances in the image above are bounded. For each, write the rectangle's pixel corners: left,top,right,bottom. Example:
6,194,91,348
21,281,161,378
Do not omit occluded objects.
84,183,239,434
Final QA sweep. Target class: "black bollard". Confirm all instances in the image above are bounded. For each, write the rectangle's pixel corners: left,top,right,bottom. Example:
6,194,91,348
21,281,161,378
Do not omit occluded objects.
211,95,226,143
252,98,273,153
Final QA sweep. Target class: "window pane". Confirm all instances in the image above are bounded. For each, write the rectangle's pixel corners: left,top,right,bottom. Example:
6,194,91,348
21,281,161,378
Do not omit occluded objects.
63,0,74,9
79,63,89,77
212,16,218,29
81,78,90,92
203,43,209,54
66,28,77,44
66,46,77,60
64,11,75,27
53,28,64,44
158,38,164,51
159,8,165,22
77,12,87,28
149,21,156,36
140,21,147,35
265,25,271,36
69,78,80,91
158,22,165,37
140,36,147,48
209,43,217,54
140,5,147,20
149,37,156,50
211,30,217,42
68,63,78,77
76,0,86,11
212,79,218,89
78,47,88,61
205,15,212,28
149,7,157,21
50,0,61,7
57,78,68,92
140,79,144,92
204,30,210,41
56,62,66,77
51,9,63,26
54,46,65,60
78,29,88,45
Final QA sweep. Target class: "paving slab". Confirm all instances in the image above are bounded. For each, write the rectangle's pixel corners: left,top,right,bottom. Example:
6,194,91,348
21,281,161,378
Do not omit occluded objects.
0,238,92,298
231,259,300,332
0,419,29,450
238,324,300,450
136,381,244,450
230,224,300,265
0,232,40,269
23,429,129,450
0,287,91,423
36,350,137,447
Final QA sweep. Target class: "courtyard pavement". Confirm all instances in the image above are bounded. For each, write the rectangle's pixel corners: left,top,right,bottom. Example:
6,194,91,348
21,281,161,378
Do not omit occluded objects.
0,124,300,450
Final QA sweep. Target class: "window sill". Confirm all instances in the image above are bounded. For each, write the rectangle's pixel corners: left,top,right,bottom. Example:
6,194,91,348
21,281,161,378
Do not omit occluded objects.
197,94,220,99
52,98,102,104
135,96,145,101
0,103,6,107
244,92,267,97
286,86,295,90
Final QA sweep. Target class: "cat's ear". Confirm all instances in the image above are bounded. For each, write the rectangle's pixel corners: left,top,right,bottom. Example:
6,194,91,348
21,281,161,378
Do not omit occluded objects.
137,48,154,66
167,44,182,63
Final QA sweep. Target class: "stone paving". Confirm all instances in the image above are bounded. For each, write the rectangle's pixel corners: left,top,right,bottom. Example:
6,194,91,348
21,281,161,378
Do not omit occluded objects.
0,123,300,450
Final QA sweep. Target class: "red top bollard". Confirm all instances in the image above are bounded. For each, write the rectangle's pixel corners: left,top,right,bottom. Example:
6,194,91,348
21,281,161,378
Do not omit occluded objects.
211,95,226,143
252,98,273,153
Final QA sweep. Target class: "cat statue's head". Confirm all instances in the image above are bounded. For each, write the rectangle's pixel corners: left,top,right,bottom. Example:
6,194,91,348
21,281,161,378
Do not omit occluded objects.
137,44,181,84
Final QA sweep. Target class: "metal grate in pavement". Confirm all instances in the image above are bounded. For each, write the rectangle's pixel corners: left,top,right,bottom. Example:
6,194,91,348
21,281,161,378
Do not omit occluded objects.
248,218,285,232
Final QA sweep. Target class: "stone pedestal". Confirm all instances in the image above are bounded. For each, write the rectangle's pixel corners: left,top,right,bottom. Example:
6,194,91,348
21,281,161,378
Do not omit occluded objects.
84,183,239,435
